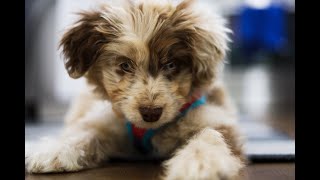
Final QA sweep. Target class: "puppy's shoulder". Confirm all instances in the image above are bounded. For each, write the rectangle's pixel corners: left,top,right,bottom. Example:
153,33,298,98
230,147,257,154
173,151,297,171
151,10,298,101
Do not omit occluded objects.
64,83,113,125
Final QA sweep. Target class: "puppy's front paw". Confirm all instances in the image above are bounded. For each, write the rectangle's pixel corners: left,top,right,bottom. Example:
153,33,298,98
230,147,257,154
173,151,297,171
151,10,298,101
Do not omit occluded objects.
25,139,84,173
162,129,244,180
163,152,242,180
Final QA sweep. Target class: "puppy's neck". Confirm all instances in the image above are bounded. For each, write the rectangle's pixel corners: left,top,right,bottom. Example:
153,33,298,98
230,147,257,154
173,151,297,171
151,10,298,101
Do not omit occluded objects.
187,88,207,102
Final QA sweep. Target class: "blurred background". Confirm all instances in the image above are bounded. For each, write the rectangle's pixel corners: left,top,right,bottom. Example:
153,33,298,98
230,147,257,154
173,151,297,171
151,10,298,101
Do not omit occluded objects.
25,0,295,138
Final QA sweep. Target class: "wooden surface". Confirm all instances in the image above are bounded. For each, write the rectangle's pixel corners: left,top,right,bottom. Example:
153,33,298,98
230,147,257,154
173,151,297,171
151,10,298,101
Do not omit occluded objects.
26,162,295,180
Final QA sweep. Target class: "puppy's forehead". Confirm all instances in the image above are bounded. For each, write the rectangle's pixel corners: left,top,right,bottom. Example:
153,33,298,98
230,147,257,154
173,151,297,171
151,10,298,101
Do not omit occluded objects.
116,36,149,65
106,4,192,75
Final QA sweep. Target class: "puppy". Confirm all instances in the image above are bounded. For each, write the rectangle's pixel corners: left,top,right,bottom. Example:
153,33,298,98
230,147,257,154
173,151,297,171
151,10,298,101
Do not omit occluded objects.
25,0,245,179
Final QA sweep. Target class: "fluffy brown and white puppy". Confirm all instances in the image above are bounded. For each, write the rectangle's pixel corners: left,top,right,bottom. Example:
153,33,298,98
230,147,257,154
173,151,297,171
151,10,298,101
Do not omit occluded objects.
25,0,245,179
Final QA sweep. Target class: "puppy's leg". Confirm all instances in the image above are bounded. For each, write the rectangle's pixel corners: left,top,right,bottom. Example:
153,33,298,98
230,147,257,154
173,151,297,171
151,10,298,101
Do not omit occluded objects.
25,104,127,173
162,128,244,180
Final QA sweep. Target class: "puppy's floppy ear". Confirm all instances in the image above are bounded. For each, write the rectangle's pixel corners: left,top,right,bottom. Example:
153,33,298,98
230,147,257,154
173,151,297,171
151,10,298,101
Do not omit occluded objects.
192,24,231,87
60,10,118,78
180,0,231,87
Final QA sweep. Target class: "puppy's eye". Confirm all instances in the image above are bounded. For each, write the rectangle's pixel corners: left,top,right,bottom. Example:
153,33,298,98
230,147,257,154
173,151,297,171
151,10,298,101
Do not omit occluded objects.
164,62,176,71
120,62,132,73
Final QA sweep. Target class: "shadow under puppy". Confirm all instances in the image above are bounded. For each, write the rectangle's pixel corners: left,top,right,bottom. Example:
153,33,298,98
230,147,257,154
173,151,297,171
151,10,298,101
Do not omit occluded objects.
25,0,246,179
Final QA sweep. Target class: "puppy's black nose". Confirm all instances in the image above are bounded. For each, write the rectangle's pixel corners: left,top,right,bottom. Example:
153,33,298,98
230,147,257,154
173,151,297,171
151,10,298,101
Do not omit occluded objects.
139,107,163,122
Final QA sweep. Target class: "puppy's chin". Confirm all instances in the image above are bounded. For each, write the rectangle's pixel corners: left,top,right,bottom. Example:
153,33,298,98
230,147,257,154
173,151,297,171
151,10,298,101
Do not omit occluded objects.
127,120,169,129
124,110,179,129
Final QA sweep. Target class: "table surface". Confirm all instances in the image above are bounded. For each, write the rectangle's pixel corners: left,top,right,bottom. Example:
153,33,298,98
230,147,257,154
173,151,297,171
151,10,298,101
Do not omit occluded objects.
26,162,295,180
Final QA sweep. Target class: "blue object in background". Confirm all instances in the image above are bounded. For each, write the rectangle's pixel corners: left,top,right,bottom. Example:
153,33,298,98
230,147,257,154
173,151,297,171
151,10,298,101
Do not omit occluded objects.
238,3,287,62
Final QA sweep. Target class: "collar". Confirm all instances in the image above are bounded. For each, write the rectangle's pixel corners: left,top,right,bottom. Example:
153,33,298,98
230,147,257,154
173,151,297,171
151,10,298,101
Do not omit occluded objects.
126,95,206,154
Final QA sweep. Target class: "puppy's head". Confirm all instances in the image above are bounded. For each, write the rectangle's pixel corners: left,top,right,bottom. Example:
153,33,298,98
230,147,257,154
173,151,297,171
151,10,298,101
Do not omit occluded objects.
60,0,231,129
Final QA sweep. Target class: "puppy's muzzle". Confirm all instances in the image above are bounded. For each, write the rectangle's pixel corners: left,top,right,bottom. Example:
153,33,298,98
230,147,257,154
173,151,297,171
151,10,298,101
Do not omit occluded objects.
139,106,163,122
